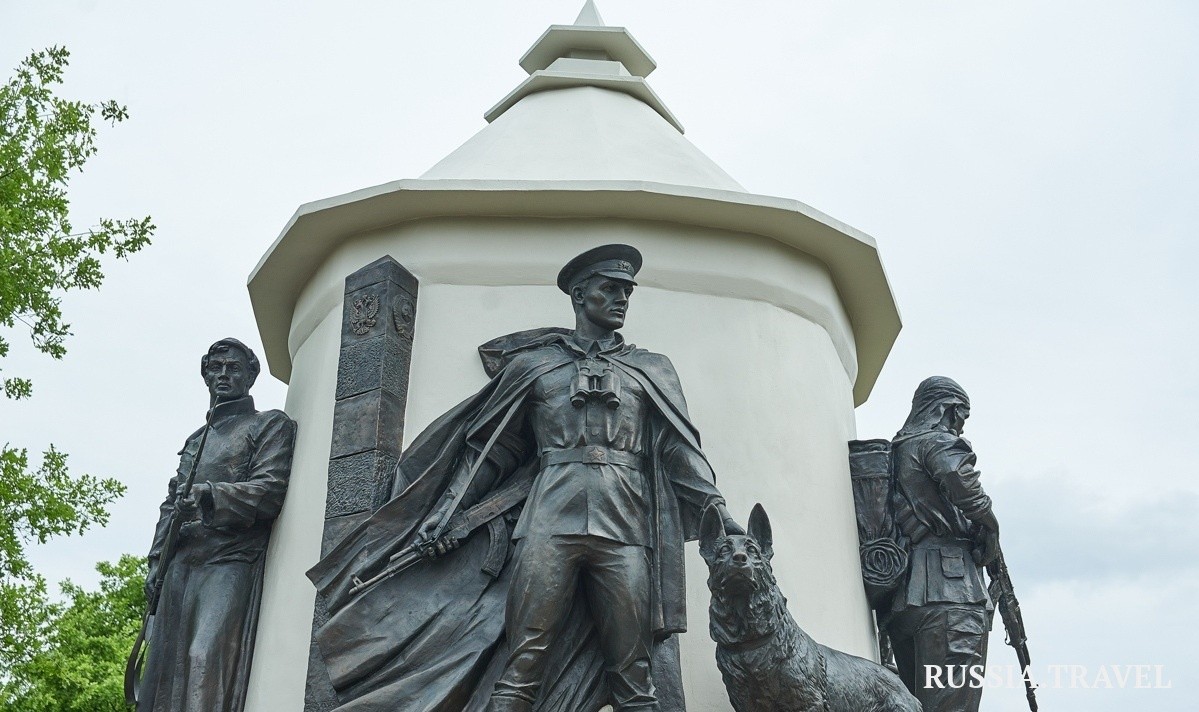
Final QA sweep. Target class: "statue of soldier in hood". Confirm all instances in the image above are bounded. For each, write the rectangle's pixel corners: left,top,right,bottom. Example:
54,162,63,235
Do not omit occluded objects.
884,376,1001,712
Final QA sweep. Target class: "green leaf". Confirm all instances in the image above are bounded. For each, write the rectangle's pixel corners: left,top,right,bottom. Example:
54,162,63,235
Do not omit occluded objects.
0,46,153,707
1,46,155,386
0,556,146,710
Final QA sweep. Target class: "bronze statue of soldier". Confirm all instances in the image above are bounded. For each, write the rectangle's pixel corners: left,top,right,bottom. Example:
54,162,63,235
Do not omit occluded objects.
309,245,742,712
131,338,297,712
884,376,1000,712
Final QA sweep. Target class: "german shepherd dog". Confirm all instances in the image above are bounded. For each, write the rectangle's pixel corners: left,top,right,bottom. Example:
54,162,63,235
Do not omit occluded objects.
699,504,921,712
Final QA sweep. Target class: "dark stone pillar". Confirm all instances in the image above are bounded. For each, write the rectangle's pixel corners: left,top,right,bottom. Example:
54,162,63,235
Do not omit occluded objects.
304,256,418,711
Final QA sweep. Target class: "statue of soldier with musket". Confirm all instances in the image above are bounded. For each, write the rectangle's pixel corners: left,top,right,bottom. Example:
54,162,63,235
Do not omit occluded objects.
125,338,297,711
884,376,1036,712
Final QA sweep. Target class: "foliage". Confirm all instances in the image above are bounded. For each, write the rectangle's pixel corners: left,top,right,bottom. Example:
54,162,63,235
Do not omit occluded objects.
0,43,150,561
1,44,154,398
0,445,125,583
0,555,146,711
0,45,152,700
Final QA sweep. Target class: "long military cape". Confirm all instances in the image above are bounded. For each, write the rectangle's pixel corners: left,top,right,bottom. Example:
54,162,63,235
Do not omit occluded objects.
307,331,710,711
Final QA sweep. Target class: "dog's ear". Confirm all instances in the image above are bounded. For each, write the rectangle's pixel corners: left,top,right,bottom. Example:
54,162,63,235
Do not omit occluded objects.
748,503,773,559
699,504,726,559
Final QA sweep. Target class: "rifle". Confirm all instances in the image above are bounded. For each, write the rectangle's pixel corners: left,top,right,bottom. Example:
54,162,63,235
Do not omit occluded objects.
981,546,1038,711
349,466,534,597
347,399,527,599
123,404,219,706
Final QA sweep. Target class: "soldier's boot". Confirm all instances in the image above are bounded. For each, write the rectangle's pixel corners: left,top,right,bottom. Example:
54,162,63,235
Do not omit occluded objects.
485,695,533,712
608,657,659,712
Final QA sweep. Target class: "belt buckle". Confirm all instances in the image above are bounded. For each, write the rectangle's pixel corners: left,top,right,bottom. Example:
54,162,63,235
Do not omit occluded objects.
584,446,607,464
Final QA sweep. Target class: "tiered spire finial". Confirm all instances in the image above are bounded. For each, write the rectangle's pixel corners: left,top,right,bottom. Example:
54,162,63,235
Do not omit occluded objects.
517,2,655,78
574,0,605,27
486,1,681,132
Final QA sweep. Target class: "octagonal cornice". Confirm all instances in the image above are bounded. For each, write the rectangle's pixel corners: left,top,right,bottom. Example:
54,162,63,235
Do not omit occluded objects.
247,178,900,405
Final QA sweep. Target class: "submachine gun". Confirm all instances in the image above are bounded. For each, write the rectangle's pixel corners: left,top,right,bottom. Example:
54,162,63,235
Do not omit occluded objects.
979,545,1039,711
347,470,533,597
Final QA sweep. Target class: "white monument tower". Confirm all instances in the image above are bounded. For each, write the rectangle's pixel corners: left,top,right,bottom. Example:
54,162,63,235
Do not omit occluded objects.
244,3,900,710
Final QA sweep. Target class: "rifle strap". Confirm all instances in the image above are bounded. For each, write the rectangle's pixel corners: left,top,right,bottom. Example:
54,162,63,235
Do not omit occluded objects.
123,622,148,705
889,444,935,543
450,463,536,534
433,398,523,539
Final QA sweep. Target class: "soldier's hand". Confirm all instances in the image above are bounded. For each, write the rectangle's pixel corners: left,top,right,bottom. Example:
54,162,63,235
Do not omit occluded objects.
417,503,449,542
429,534,461,558
175,493,199,515
972,508,1000,537
415,525,461,560
972,529,1000,567
716,502,745,536
416,498,461,558
178,483,212,518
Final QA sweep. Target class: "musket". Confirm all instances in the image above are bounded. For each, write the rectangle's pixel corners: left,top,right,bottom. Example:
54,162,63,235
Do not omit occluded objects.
981,546,1039,711
123,403,221,706
349,466,535,597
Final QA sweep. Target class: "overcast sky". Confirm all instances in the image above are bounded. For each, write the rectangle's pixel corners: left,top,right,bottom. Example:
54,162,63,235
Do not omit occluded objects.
2,1,1196,710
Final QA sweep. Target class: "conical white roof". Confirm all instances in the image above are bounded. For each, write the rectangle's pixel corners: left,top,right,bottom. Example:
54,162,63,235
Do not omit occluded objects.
249,2,900,405
421,3,744,192
422,86,743,190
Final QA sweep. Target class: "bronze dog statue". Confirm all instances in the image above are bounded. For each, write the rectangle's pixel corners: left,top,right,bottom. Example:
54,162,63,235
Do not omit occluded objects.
699,504,921,712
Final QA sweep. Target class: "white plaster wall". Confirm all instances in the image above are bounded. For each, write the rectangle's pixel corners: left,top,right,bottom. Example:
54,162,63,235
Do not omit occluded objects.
244,301,340,712
246,217,875,711
286,218,859,390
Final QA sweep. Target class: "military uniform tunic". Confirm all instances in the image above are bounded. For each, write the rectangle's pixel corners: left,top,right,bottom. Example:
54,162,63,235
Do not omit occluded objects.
886,429,993,712
515,336,652,546
891,431,992,610
492,335,722,712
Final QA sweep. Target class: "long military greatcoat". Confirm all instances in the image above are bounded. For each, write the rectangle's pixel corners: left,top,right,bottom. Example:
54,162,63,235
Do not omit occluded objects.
139,396,296,712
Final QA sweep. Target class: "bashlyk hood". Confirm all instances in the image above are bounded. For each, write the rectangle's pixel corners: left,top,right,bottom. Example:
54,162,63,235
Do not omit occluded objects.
894,376,969,442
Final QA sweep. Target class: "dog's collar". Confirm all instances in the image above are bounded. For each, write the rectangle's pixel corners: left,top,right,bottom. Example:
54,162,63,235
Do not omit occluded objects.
720,632,777,652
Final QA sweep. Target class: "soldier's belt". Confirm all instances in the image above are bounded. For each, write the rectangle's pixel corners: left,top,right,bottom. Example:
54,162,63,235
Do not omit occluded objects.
541,446,645,470
912,533,976,550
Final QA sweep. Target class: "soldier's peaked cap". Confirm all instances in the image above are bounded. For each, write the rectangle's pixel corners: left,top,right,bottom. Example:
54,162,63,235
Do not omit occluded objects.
557,244,642,293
